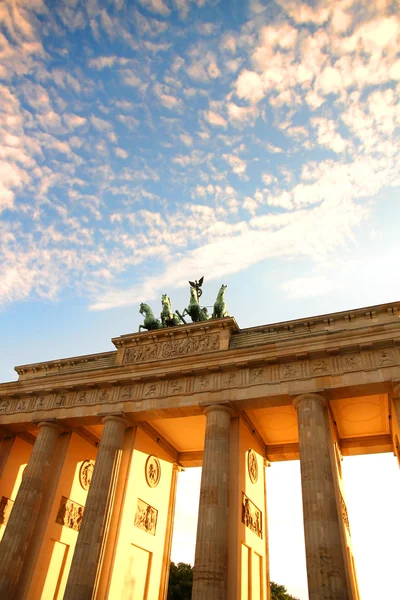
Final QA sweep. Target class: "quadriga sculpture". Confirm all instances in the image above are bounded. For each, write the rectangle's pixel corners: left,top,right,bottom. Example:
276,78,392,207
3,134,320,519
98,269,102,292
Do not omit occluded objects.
212,284,228,319
138,303,162,332
160,294,183,327
182,286,209,322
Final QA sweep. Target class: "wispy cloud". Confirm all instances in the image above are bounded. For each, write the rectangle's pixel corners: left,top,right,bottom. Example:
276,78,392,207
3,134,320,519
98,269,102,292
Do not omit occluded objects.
0,0,399,312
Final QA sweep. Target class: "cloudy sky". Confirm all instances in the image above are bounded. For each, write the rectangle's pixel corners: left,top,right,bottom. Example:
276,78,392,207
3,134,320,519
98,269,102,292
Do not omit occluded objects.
1,0,400,598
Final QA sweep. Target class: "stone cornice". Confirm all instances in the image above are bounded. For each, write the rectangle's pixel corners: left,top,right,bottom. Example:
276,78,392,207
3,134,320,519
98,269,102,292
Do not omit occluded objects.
237,301,399,336
111,316,239,348
2,328,400,398
14,351,116,378
1,337,399,422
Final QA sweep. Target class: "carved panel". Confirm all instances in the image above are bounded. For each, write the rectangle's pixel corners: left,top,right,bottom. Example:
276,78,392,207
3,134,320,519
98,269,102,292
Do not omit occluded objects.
250,367,265,384
56,496,84,532
281,363,298,379
16,399,29,411
0,400,10,413
134,498,158,535
377,348,396,366
310,359,330,374
123,334,219,364
145,456,161,488
79,460,95,490
247,449,258,484
0,496,14,526
120,385,134,400
340,491,350,535
242,493,262,538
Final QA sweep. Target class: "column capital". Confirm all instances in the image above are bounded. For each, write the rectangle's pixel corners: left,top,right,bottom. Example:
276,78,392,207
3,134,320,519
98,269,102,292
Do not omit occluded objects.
36,420,64,433
101,414,129,428
293,393,327,410
202,403,235,417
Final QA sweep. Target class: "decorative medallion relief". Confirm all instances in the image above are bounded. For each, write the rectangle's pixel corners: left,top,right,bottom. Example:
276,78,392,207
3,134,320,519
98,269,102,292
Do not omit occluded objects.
56,496,84,532
247,449,258,484
79,460,95,490
145,456,161,488
0,496,13,526
340,491,350,535
242,493,262,539
122,333,219,365
134,498,158,536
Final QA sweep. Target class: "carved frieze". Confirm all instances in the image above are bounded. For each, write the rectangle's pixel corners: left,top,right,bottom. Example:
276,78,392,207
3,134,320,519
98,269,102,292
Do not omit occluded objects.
145,456,161,488
242,493,262,538
134,498,158,535
79,460,95,490
0,496,13,526
247,449,258,484
56,496,84,532
123,334,219,365
1,345,399,415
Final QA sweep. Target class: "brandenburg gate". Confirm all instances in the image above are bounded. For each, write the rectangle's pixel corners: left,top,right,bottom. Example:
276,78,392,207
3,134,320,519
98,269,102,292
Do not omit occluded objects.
0,291,399,599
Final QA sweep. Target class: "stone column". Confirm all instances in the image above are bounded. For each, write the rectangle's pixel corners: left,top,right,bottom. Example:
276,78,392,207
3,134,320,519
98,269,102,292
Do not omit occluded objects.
294,394,349,600
63,415,127,600
0,421,63,598
192,404,232,600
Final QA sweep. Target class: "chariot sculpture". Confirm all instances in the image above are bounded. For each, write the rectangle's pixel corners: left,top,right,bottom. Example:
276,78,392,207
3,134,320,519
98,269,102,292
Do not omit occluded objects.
138,278,229,332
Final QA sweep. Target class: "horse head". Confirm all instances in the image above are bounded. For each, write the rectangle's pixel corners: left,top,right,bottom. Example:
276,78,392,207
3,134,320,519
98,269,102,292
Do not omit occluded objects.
140,302,149,315
219,284,227,295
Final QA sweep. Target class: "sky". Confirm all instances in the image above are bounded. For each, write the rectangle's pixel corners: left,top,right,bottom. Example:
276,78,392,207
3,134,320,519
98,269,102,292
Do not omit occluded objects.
1,0,400,598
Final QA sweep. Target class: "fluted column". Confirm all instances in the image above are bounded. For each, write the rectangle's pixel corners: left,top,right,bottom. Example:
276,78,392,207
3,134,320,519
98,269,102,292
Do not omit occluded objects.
63,415,127,600
192,404,232,600
294,394,349,600
0,421,62,598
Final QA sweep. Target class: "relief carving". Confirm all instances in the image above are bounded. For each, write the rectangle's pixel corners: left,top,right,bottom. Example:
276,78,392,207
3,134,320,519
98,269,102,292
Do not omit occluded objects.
79,460,95,490
0,400,9,413
144,384,158,398
251,368,264,383
247,449,258,484
224,372,237,386
0,496,13,526
134,498,158,535
56,496,84,532
378,349,395,365
282,364,297,378
242,493,262,538
77,391,88,403
145,456,161,488
98,389,111,402
340,491,350,535
123,334,219,364
16,399,27,411
35,396,46,409
121,386,133,399
312,360,329,373
168,380,183,394
55,394,66,407
342,355,360,371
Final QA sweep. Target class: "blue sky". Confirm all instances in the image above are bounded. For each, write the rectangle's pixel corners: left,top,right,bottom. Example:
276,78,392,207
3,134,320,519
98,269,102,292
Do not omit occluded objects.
1,1,400,597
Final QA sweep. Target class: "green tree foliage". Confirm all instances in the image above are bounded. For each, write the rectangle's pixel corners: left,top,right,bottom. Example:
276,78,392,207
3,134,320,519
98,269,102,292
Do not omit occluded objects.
167,562,299,600
167,562,193,600
270,580,300,600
